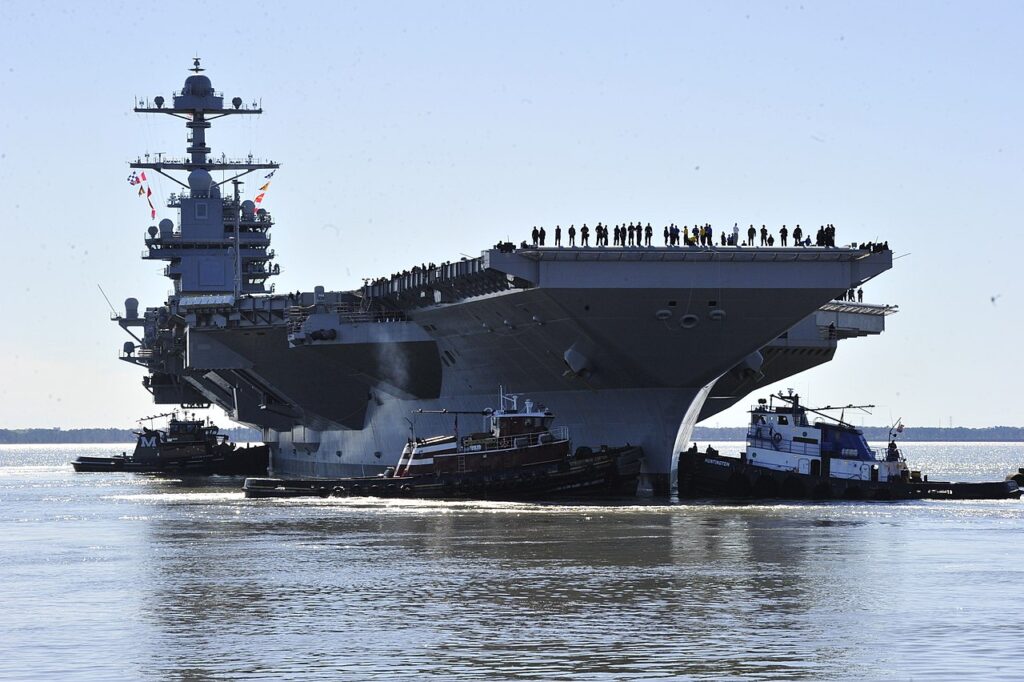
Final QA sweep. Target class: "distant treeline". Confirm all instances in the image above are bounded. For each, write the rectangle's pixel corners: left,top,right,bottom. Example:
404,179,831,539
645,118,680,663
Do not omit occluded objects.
693,425,1024,442
0,427,263,444
1,425,1022,444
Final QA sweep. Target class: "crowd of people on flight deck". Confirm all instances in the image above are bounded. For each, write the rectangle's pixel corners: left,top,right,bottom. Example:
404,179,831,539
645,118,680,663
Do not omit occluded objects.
358,223,890,296
522,222,894,254
364,258,473,288
520,222,893,250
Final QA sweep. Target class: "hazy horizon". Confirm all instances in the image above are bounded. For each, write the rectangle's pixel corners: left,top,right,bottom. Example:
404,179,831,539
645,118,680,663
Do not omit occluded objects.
1,1,1021,429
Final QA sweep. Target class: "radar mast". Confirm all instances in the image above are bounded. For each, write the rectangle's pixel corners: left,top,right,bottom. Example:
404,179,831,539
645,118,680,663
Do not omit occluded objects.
132,59,281,300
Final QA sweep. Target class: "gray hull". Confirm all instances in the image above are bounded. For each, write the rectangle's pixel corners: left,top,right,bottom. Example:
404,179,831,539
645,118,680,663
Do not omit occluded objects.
152,249,893,494
270,387,706,487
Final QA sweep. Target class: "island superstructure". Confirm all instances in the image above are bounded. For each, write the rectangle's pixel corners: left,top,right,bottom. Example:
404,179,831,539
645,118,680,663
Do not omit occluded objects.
117,61,896,493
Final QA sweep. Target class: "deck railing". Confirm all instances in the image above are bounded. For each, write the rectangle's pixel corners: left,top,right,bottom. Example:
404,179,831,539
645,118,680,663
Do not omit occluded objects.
461,426,569,454
285,303,408,334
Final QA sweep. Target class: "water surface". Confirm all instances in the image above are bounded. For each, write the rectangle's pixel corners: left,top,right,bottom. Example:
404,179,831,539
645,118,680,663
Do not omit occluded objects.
1,443,1022,680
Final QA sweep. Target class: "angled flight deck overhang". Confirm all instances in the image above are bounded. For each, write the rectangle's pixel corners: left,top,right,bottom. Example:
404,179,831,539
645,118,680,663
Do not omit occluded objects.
701,300,898,420
484,246,891,291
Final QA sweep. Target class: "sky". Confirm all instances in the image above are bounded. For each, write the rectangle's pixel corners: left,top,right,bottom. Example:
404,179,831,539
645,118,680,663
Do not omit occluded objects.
0,1,1021,429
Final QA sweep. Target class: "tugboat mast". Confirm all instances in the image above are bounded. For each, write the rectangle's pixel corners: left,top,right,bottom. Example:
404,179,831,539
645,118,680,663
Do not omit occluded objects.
769,392,874,429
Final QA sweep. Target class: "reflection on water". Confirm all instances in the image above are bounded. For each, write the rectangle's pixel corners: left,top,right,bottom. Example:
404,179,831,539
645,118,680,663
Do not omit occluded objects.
1,444,1023,680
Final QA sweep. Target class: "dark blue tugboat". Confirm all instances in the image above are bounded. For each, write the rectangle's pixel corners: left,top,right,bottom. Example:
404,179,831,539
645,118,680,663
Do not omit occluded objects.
678,392,1021,501
73,412,268,476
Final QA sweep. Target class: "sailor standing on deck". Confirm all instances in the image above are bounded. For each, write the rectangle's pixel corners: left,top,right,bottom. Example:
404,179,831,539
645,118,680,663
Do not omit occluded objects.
747,224,756,246
780,225,788,246
555,225,562,246
531,226,539,246
732,223,740,246
580,223,590,246
538,226,546,246
568,224,576,246
645,223,653,246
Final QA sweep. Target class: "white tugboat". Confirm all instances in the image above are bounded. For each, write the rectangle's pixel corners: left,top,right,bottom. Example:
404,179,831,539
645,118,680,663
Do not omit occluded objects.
678,392,1021,500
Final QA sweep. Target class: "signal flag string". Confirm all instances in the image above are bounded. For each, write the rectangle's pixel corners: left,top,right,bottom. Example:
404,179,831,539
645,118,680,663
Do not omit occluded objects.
254,169,276,209
127,171,157,219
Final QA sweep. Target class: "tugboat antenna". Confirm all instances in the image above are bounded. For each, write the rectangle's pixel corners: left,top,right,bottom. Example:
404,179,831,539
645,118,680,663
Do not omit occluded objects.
889,417,904,441
773,392,874,428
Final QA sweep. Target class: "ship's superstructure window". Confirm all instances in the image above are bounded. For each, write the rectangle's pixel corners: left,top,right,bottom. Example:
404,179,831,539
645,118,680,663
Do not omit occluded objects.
195,202,208,220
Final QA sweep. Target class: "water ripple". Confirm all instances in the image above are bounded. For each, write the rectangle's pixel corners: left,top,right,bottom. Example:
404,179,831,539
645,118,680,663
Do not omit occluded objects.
2,443,1024,680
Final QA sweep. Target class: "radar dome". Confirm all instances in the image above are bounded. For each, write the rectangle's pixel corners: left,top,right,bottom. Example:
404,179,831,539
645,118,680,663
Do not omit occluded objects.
187,169,214,193
241,200,255,217
125,298,139,319
158,218,174,233
182,74,213,97
147,225,158,237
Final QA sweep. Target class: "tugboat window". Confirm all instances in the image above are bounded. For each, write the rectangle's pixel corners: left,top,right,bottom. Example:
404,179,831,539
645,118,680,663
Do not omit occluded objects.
778,416,789,425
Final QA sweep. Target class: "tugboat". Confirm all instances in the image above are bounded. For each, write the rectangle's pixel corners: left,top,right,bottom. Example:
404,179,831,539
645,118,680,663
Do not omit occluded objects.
72,412,269,475
678,392,1021,501
243,390,644,499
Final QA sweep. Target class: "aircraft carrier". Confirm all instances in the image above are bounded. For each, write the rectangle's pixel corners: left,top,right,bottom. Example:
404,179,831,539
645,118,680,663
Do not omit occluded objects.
117,61,896,493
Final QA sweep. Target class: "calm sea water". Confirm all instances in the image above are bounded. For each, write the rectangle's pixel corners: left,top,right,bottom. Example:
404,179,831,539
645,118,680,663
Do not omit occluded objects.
1,442,1023,681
